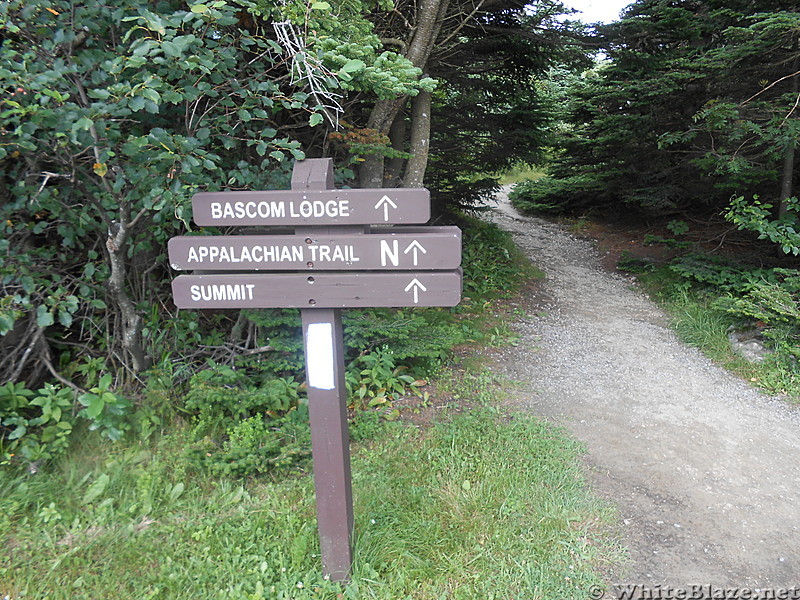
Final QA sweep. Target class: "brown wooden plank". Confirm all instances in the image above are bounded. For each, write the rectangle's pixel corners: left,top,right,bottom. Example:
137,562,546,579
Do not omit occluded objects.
192,188,430,226
167,227,461,271
171,271,462,308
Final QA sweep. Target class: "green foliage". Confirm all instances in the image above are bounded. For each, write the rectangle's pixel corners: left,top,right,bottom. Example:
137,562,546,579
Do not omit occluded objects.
343,308,466,370
0,374,148,469
348,407,386,442
179,360,308,477
0,0,577,494
509,175,600,215
639,252,800,396
1,382,74,465
725,195,800,256
536,2,800,218
184,362,302,436
1,376,141,467
186,411,311,478
667,220,689,236
460,218,533,296
0,0,307,381
424,2,590,210
616,252,657,275
668,254,776,294
78,374,133,441
345,350,425,411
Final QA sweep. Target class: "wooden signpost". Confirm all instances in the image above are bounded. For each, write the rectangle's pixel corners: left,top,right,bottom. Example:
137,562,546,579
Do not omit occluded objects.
168,159,462,582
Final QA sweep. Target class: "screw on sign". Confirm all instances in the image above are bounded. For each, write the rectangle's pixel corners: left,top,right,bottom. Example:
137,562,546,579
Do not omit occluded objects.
168,158,462,582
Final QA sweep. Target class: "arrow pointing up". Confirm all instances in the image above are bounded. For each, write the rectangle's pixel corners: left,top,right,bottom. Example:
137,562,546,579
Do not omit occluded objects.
404,278,427,304
374,195,398,222
403,240,427,266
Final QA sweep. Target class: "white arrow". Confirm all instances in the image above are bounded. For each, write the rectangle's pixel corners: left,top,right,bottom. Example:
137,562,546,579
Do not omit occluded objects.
404,278,427,304
374,195,398,222
403,240,427,266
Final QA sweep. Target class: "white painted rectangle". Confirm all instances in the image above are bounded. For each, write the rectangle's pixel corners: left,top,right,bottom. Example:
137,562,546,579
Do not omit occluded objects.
306,322,336,390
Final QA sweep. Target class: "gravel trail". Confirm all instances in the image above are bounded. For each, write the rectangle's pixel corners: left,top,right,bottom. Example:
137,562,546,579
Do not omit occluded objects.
486,189,800,587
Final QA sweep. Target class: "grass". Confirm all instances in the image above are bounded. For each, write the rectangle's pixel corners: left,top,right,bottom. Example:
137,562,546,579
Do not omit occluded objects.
1,401,623,599
634,267,800,399
497,164,546,186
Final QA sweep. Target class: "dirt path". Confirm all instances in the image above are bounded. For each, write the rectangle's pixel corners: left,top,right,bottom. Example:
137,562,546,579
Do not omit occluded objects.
485,190,800,587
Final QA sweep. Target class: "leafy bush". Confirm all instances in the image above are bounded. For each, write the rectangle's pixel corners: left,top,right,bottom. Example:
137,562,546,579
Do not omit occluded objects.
460,218,533,296
186,410,311,478
184,362,302,437
77,374,132,442
345,350,425,411
667,254,776,294
653,252,800,385
725,195,800,256
1,377,136,468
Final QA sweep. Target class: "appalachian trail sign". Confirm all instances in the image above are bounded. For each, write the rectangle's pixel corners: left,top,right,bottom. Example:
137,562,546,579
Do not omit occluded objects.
168,158,462,581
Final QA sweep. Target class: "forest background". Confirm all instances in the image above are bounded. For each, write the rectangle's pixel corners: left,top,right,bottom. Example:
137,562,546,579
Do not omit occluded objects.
4,0,800,596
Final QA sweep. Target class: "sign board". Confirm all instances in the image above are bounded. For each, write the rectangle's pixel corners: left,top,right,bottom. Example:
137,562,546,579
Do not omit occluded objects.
171,270,462,309
169,158,463,582
192,188,430,226
168,227,462,271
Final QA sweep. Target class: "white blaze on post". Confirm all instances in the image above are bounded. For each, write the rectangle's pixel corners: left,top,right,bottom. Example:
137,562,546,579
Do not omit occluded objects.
306,322,336,390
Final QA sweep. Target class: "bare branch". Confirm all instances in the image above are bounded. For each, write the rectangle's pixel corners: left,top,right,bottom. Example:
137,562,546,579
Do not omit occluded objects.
741,69,800,106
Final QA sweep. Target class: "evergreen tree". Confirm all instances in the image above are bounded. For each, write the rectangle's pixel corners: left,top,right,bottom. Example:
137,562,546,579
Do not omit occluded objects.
523,1,800,219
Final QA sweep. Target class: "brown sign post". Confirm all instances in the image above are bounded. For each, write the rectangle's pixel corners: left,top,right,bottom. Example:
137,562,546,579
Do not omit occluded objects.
168,158,461,582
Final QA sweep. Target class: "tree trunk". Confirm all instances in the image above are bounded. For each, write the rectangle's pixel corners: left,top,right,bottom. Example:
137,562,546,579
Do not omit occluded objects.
779,142,795,218
403,90,432,188
358,97,408,188
106,223,148,374
779,45,800,218
385,113,409,187
779,65,799,218
358,0,450,187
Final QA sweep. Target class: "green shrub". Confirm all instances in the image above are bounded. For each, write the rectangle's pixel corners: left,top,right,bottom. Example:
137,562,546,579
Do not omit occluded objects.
345,349,425,411
646,252,800,393
725,195,800,256
186,410,311,478
1,379,136,468
460,218,533,296
184,362,302,437
509,175,601,215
